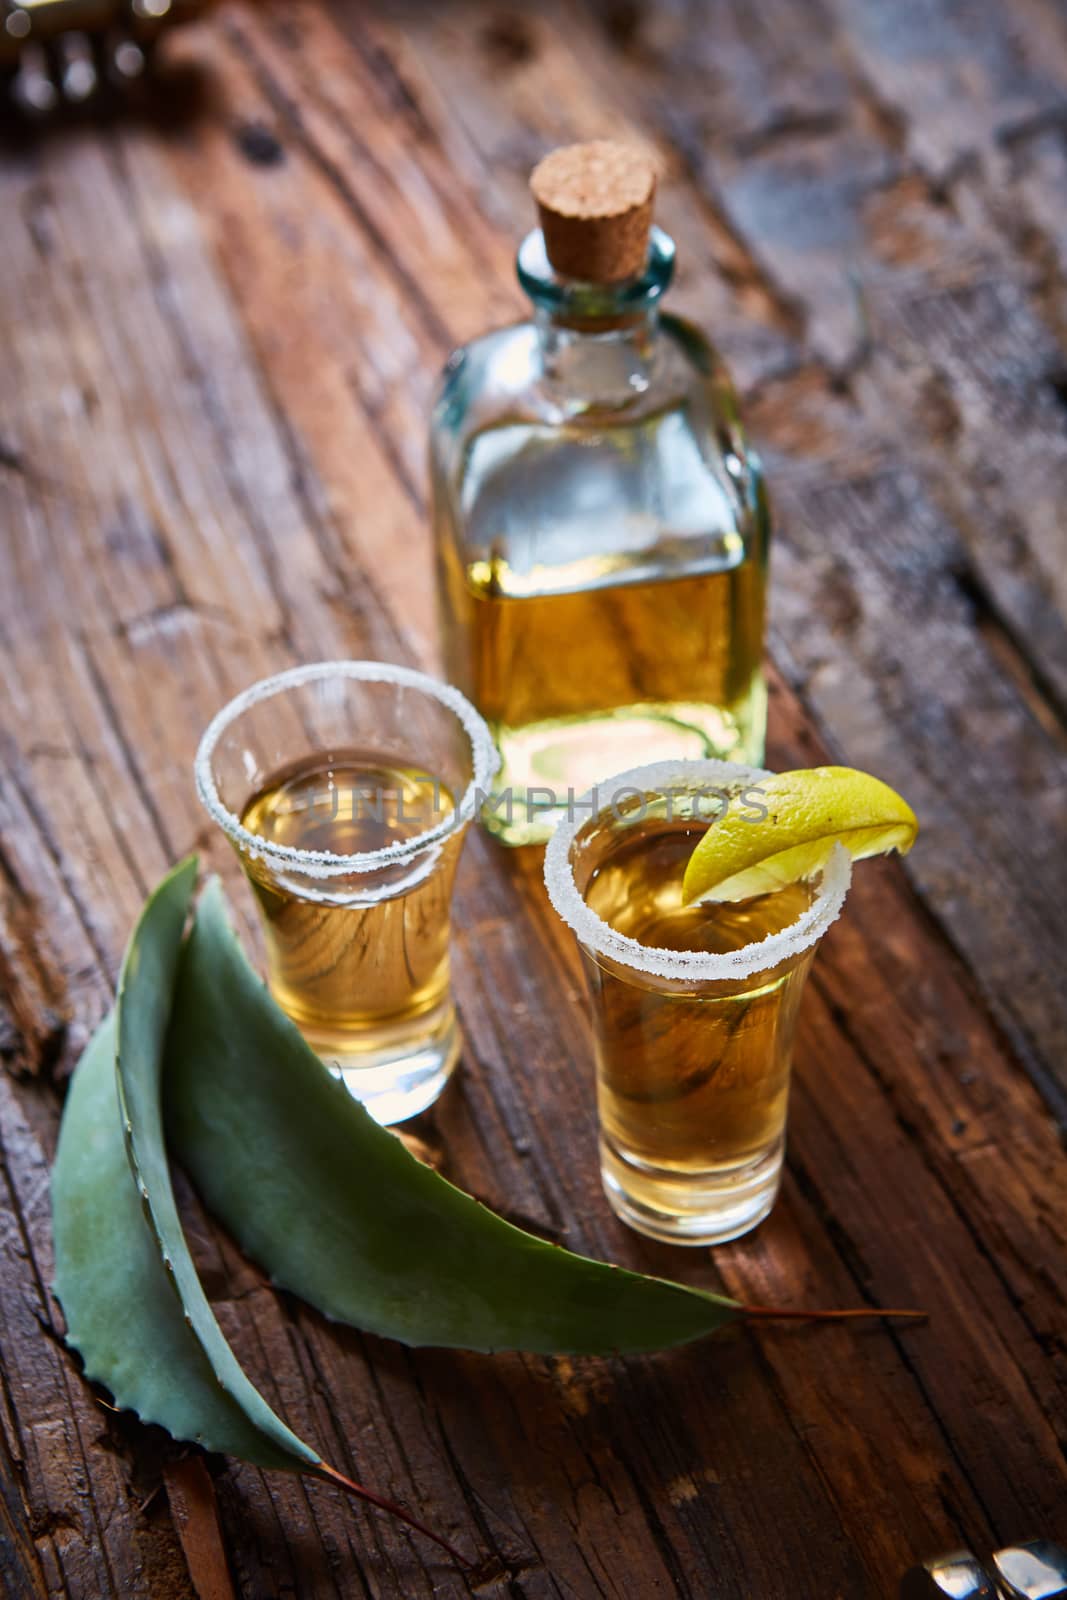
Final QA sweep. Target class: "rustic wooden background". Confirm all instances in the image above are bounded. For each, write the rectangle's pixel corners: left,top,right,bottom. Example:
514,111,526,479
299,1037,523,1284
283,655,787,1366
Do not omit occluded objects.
2,2,1066,1596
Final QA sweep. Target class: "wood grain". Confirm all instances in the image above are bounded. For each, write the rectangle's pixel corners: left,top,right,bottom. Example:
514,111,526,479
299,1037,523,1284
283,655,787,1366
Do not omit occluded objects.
1,2,1065,1596
163,1458,236,1600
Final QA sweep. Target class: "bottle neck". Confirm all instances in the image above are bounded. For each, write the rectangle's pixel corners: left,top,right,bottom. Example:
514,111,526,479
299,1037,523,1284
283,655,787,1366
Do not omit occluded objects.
517,225,675,413
534,305,659,407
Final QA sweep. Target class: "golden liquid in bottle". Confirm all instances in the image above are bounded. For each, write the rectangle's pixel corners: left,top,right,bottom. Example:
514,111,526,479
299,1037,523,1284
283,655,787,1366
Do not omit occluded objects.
439,546,767,846
582,817,813,1186
238,753,460,1065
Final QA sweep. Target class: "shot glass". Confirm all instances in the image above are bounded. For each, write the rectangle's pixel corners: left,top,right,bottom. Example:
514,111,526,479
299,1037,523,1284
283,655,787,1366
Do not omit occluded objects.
195,661,497,1125
544,759,851,1244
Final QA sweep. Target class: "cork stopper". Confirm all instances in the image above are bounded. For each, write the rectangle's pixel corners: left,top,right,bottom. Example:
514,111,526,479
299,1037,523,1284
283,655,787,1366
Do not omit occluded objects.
530,141,656,284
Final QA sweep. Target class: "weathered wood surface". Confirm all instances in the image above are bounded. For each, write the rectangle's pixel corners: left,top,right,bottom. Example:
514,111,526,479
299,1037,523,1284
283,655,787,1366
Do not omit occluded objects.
1,2,1066,1596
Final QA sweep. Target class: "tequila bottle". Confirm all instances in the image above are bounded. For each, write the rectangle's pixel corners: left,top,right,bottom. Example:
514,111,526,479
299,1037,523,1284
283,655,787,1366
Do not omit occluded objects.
431,142,770,846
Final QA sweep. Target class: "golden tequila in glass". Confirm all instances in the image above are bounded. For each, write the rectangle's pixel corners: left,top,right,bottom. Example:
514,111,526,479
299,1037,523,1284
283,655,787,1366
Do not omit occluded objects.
196,663,496,1125
545,760,851,1243
240,755,459,1063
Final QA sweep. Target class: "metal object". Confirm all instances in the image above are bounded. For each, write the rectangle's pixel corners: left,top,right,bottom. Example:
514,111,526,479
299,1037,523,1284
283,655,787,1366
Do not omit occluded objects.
994,1542,1067,1600
901,1542,1067,1600
900,1551,1003,1599
1,0,211,109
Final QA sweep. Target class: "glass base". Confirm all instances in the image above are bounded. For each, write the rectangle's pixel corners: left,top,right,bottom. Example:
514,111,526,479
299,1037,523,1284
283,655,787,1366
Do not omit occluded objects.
311,1004,460,1126
600,1135,783,1246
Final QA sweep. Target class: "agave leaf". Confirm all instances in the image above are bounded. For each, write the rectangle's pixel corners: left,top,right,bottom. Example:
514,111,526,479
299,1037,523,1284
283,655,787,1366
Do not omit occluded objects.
108,857,316,1469
53,1012,302,1469
53,860,464,1560
53,860,304,1469
165,878,740,1356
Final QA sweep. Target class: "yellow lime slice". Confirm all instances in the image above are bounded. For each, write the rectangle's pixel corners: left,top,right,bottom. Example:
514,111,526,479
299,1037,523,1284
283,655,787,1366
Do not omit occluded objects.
681,766,918,905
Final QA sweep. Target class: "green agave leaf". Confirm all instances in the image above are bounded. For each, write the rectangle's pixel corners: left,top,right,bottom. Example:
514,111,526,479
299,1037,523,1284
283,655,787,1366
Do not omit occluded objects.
53,860,464,1560
53,860,302,1470
110,857,316,1469
53,1012,300,1469
165,877,740,1356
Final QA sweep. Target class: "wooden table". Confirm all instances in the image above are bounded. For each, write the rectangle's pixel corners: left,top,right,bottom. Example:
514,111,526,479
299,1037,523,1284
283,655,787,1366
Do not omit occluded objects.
2,3,1066,1596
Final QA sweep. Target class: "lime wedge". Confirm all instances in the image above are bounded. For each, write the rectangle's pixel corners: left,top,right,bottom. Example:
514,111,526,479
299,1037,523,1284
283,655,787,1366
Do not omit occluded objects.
681,766,918,905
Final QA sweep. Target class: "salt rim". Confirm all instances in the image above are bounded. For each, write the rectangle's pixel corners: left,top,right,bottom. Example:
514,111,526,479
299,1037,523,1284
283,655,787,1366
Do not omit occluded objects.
543,758,852,982
195,661,499,880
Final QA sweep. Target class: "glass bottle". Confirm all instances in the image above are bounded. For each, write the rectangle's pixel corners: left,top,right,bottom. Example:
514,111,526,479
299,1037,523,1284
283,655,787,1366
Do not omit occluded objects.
430,142,770,847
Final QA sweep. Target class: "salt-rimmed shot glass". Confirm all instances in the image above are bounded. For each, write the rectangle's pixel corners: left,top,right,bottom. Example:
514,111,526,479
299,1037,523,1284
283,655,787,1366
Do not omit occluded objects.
196,661,497,1126
544,759,851,1244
